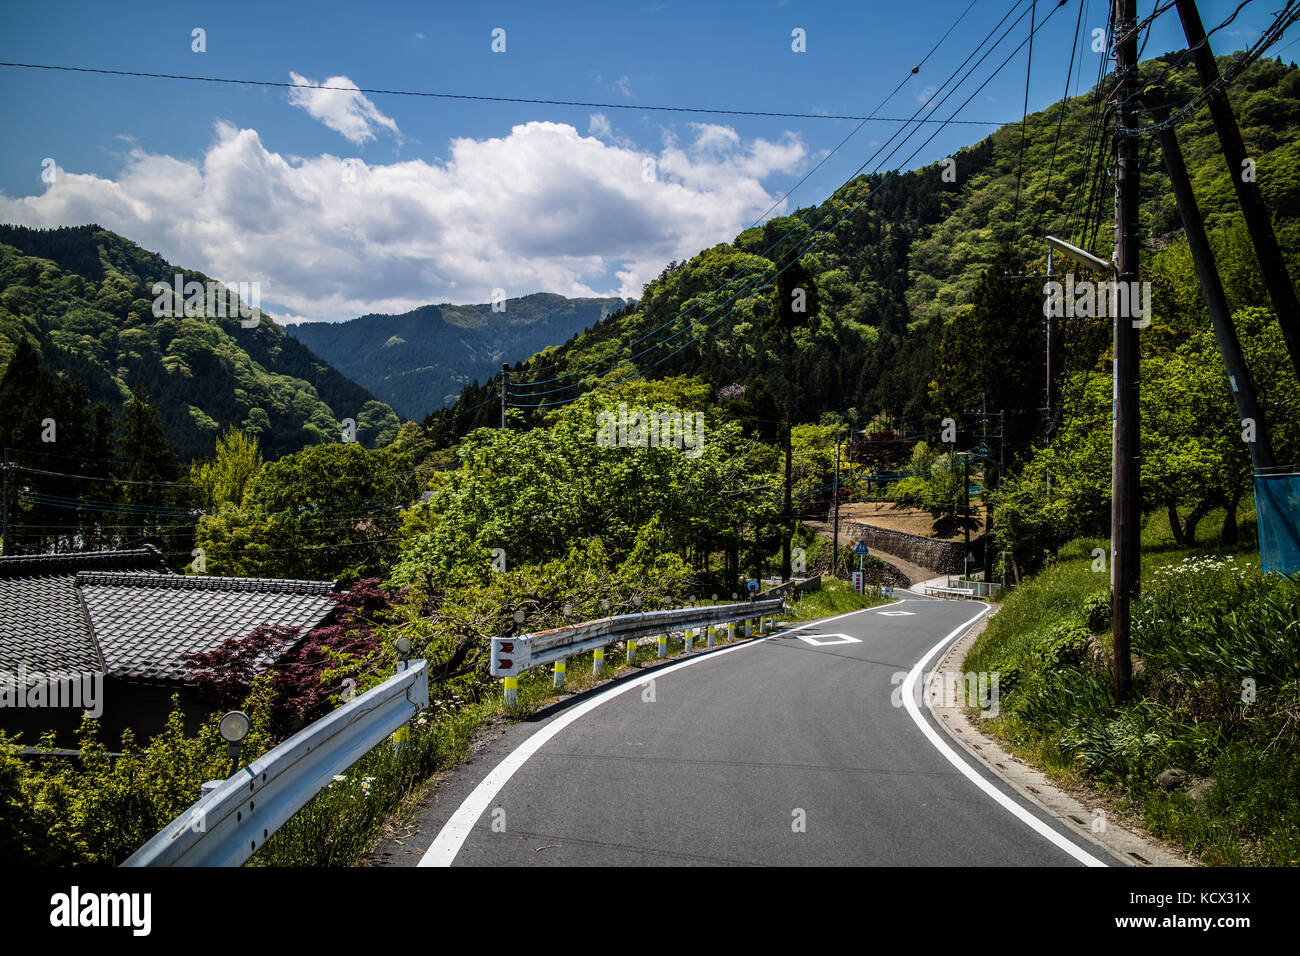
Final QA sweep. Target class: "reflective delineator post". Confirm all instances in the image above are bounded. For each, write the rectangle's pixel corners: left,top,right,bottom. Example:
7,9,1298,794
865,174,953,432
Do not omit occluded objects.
685,628,694,653
504,677,518,709
657,634,667,659
707,625,715,649
626,638,636,666
744,619,752,638
727,622,736,642
593,646,605,677
553,660,566,689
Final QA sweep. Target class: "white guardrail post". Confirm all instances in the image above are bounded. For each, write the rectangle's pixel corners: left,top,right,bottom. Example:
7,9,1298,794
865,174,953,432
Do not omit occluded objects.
490,599,784,706
122,660,429,867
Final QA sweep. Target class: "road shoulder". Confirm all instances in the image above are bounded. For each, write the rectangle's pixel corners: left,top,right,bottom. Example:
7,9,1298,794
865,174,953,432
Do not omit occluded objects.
927,607,1190,867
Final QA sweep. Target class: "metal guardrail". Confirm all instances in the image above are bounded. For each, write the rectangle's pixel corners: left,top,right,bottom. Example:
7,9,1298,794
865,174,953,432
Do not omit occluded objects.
490,599,785,706
947,577,1005,598
122,659,428,867
762,574,822,599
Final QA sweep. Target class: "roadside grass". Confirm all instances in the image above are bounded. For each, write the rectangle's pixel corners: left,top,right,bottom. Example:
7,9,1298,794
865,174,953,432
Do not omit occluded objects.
784,576,890,621
964,504,1300,866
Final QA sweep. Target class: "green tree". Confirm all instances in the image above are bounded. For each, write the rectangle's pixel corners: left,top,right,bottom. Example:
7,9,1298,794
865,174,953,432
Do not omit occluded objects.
767,260,821,580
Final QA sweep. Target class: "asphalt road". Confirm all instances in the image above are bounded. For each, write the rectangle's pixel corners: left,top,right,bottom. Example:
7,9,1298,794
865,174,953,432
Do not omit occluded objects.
375,596,1109,867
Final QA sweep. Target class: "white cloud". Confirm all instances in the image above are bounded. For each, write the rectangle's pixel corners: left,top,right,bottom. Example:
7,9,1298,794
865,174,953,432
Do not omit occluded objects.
287,72,403,145
615,75,633,97
588,113,613,138
0,120,806,320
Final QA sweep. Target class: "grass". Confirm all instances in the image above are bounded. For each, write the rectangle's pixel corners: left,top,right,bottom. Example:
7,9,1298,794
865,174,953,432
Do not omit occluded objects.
963,501,1300,866
784,576,890,621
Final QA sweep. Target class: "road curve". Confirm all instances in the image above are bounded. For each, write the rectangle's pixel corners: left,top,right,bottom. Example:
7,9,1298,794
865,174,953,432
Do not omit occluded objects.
383,597,1108,867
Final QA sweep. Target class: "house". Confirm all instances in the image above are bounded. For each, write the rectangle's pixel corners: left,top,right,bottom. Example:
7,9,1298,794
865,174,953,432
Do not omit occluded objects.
0,546,337,746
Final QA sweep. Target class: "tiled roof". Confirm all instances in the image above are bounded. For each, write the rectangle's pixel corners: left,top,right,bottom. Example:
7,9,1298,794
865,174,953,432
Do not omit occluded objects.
0,548,337,686
0,547,169,681
0,545,170,579
77,572,337,682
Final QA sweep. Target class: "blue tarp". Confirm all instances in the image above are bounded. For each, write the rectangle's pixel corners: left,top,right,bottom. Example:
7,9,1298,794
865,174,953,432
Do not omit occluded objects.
1255,473,1300,575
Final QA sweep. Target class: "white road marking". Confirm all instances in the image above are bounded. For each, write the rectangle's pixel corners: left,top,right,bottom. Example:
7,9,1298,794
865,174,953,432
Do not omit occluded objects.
419,606,877,866
901,604,1109,868
795,632,862,646
879,610,915,616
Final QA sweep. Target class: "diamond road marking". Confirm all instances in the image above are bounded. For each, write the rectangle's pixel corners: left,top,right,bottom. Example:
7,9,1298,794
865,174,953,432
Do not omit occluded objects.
879,610,916,616
796,632,862,646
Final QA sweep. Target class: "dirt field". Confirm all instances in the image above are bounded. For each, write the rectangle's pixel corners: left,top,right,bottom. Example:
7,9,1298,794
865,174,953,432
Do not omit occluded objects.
836,501,986,542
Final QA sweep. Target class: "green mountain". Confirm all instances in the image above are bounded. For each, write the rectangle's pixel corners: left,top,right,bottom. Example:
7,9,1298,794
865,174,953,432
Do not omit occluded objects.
0,225,400,460
287,293,629,420
427,53,1300,452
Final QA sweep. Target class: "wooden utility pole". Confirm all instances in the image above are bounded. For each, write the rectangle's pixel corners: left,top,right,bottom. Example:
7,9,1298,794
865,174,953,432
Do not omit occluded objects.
1148,95,1277,471
1111,0,1141,706
1174,0,1300,378
500,363,509,429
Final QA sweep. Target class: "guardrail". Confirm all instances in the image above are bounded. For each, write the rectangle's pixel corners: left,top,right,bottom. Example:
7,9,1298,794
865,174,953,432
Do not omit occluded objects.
122,659,428,867
947,577,1005,598
490,598,785,706
924,584,976,599
762,573,822,600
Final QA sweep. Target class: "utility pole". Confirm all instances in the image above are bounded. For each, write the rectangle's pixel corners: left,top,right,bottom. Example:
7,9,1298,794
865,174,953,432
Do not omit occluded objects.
500,363,509,429
1175,0,1300,378
1,448,9,556
1045,248,1054,423
1112,0,1141,706
1148,95,1276,471
832,437,841,577
962,453,971,581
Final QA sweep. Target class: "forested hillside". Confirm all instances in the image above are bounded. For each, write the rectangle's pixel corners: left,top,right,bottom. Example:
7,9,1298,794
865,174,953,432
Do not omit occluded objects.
288,292,627,419
427,53,1300,456
0,225,400,460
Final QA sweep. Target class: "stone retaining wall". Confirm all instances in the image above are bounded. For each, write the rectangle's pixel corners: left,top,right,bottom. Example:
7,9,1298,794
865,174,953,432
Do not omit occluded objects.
841,521,984,574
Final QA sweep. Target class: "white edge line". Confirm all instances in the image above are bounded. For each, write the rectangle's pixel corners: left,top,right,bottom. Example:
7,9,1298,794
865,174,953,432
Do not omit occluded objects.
901,603,1108,868
418,605,878,867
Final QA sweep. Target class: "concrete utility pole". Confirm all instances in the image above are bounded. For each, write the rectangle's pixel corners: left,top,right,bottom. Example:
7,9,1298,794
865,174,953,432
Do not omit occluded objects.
500,363,509,429
1,448,9,556
1148,95,1276,471
1175,0,1300,378
1112,0,1141,706
962,453,971,581
1045,248,1054,422
832,437,841,576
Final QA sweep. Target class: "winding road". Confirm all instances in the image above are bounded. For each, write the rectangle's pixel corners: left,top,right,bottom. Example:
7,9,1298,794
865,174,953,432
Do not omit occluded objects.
373,595,1110,867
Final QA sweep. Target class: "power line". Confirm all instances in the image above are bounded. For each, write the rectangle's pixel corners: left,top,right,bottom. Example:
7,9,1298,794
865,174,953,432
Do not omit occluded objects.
1012,0,1039,235
507,0,1038,397
511,0,1056,408
0,61,1015,126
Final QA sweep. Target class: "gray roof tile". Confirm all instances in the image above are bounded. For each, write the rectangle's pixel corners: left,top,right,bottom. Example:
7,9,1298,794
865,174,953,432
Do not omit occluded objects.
78,573,337,682
0,548,337,686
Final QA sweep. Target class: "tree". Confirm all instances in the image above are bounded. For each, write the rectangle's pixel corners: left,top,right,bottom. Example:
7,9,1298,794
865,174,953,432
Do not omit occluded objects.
767,260,821,580
190,427,263,511
194,440,420,582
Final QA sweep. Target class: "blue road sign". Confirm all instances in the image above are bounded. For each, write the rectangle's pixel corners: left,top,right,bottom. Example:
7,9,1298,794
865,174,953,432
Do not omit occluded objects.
853,541,869,556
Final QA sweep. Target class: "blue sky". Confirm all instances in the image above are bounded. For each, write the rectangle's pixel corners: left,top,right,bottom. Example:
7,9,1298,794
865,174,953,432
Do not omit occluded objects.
0,0,1291,322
